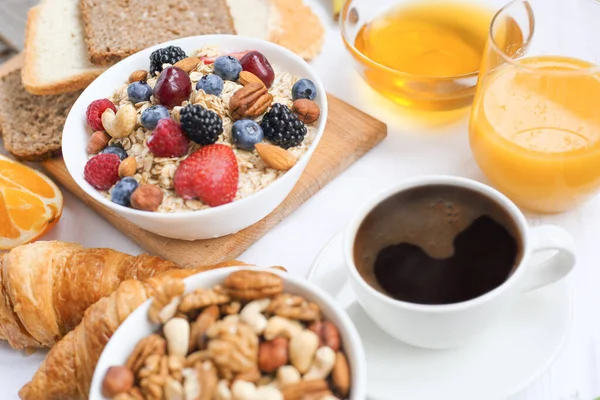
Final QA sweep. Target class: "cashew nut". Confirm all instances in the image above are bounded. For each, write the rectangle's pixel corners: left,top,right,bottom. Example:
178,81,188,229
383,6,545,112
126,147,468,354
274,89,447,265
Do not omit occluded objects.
164,317,190,357
289,329,320,374
303,346,336,380
164,376,185,400
240,298,271,334
101,104,136,138
216,380,232,400
320,396,341,400
263,316,303,340
231,380,283,400
182,368,200,399
276,365,301,387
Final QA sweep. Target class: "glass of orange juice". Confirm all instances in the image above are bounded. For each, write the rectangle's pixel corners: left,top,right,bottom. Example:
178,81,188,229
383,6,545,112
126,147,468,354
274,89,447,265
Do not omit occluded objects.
470,0,600,213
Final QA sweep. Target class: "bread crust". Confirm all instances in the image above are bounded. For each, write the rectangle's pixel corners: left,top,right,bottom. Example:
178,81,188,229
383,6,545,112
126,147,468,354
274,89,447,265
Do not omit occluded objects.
22,5,104,95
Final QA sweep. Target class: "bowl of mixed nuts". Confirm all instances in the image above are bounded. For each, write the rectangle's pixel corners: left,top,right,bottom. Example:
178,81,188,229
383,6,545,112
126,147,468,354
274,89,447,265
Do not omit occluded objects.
62,35,327,240
89,267,366,400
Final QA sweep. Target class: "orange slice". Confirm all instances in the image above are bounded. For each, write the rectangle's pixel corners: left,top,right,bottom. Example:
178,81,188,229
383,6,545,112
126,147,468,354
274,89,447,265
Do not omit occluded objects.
0,155,63,249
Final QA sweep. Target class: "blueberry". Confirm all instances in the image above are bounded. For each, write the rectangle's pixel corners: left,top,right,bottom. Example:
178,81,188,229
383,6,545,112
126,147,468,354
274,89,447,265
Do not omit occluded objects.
213,56,242,81
141,105,170,130
127,81,153,103
101,145,128,161
292,79,317,101
111,177,139,207
196,74,224,96
232,119,264,151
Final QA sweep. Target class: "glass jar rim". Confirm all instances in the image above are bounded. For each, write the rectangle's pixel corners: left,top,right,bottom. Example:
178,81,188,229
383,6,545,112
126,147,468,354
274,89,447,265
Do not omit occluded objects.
489,0,600,76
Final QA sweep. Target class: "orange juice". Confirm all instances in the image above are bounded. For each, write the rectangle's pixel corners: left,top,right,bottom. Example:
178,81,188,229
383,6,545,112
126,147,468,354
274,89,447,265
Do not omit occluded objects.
470,56,600,213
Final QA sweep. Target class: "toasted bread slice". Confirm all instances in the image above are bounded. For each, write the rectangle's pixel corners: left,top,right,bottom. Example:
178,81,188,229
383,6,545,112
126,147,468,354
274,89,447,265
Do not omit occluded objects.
0,68,81,160
80,0,236,66
22,0,105,95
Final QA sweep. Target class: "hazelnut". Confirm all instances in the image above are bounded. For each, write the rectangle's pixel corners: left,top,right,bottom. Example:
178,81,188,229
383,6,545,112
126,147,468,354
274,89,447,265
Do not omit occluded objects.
118,156,137,178
102,366,134,397
291,99,320,124
258,337,288,373
130,185,163,212
308,320,340,351
87,131,111,154
129,70,148,83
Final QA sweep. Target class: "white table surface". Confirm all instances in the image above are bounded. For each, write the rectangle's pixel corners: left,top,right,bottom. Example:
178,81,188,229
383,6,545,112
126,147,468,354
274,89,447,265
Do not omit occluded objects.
1,1,599,399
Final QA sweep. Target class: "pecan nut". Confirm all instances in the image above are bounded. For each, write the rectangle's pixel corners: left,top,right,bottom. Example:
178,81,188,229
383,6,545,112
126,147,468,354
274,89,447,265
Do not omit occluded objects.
268,294,321,321
224,270,284,300
229,82,273,120
148,279,185,323
125,334,167,376
178,286,231,313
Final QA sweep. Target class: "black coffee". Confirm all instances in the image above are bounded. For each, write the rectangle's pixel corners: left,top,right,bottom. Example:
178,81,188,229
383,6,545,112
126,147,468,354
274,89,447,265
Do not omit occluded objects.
353,185,521,305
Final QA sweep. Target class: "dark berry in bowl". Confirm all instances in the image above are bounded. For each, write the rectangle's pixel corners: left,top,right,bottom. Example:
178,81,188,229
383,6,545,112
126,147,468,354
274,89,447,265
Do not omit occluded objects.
127,81,153,103
240,51,275,88
149,45,187,76
141,105,170,130
292,78,317,101
180,104,223,145
111,177,139,207
153,66,192,109
232,119,264,151
261,103,307,149
101,145,128,161
213,55,243,81
196,74,224,96
86,99,117,131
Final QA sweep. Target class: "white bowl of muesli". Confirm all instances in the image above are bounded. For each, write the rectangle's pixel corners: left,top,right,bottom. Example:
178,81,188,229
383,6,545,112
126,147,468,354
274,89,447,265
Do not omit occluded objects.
89,267,367,400
63,35,327,240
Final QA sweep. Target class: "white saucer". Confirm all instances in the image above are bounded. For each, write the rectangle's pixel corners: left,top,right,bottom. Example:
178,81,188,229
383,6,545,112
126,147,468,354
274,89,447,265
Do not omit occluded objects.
308,233,574,400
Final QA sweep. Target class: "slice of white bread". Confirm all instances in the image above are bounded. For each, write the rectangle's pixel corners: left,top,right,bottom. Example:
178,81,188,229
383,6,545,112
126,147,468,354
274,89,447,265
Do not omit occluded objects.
226,0,325,61
22,0,106,95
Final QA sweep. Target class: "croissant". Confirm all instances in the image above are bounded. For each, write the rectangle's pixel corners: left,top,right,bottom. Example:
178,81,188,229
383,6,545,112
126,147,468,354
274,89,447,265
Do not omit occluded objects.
0,241,179,350
19,261,242,400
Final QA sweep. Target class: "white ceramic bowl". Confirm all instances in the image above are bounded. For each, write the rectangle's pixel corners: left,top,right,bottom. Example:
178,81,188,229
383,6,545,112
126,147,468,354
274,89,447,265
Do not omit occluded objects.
89,266,366,400
63,35,328,240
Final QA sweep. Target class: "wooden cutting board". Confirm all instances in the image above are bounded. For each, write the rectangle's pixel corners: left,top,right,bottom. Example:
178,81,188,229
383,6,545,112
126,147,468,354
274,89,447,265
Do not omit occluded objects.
42,95,386,266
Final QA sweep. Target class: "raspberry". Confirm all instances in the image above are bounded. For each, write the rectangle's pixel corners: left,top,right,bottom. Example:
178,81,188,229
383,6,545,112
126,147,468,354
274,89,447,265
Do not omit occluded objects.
147,119,189,157
86,99,117,131
84,153,121,190
173,144,238,207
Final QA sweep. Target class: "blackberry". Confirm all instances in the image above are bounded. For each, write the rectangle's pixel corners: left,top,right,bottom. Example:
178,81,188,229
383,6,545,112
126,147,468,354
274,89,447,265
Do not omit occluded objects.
261,103,307,149
180,104,223,145
149,46,187,76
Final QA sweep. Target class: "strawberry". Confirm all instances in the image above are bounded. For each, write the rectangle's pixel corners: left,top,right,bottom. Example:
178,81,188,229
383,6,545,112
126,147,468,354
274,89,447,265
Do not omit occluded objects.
147,119,189,157
86,99,117,131
173,144,239,206
200,51,250,65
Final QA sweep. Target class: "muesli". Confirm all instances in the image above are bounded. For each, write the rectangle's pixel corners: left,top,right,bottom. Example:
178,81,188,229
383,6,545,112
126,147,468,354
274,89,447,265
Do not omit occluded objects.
83,46,321,212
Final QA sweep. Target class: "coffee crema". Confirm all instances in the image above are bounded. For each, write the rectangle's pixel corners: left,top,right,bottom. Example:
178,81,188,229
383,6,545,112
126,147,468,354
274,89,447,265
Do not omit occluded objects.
353,185,522,305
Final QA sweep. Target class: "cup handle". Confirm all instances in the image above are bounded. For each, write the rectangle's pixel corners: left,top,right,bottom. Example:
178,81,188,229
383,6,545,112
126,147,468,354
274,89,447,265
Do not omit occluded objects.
520,225,576,293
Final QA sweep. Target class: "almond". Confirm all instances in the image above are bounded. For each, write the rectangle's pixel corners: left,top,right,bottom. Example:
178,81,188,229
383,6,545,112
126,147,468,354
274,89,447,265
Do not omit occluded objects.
292,99,320,124
128,70,148,83
87,131,111,154
255,143,297,171
118,156,137,178
239,71,265,87
131,185,164,212
174,57,200,73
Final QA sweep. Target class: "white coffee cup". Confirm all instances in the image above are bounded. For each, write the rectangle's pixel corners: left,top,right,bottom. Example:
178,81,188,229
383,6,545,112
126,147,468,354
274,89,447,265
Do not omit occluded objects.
343,176,576,349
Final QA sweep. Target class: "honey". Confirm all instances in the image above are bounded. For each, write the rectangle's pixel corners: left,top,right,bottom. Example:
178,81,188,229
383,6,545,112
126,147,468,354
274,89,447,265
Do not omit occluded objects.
351,1,494,111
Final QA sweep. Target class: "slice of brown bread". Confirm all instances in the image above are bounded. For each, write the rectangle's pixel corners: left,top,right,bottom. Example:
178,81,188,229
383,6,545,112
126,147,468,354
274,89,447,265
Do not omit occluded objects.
80,0,236,66
0,69,81,160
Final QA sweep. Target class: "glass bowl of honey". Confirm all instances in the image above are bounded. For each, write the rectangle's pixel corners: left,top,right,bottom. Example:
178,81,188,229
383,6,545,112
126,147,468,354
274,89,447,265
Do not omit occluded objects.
341,0,502,112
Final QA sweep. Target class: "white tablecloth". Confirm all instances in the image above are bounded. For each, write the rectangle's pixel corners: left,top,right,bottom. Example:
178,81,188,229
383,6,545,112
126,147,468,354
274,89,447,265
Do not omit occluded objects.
1,2,599,399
